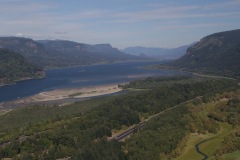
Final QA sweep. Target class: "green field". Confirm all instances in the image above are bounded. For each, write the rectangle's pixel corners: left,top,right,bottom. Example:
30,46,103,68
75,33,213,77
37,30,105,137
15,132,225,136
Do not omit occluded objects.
175,133,212,160
222,151,240,160
200,123,232,159
176,123,231,160
176,100,235,160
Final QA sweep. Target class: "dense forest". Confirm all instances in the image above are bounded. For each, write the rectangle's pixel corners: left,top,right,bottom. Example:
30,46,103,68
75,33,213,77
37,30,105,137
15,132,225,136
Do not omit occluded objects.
0,76,239,159
158,29,240,79
0,49,43,85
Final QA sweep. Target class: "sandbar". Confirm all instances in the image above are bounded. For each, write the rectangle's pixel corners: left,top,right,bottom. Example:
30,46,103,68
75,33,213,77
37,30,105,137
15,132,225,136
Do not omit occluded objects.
0,83,124,109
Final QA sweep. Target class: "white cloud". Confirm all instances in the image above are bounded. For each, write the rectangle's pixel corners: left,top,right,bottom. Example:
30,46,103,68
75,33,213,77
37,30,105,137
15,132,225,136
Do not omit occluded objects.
55,31,68,35
15,32,24,37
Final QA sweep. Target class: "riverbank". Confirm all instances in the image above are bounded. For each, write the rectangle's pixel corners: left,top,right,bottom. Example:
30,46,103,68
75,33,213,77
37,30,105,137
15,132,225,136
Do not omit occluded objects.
0,61,188,106
0,72,45,87
0,83,124,109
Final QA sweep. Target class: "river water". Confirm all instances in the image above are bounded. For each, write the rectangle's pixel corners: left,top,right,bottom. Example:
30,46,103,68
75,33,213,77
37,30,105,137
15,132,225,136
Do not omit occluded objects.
0,61,190,103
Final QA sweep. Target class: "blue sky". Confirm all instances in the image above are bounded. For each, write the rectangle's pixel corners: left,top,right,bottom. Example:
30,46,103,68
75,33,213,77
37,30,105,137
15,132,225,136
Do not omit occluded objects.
0,0,240,49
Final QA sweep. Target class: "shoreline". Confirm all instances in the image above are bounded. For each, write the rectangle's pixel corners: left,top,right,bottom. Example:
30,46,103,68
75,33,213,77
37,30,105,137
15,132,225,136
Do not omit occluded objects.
44,59,157,70
0,83,125,109
0,60,157,87
0,75,45,88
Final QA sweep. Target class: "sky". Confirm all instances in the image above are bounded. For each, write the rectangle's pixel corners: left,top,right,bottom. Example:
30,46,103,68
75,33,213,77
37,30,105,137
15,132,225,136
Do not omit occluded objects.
0,0,240,49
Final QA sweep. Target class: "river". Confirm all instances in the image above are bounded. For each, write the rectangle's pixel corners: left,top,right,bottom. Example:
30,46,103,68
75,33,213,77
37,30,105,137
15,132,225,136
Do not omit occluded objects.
0,61,190,103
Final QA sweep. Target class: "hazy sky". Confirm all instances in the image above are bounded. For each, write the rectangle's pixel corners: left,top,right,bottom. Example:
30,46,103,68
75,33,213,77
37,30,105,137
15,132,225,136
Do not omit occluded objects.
1,0,240,48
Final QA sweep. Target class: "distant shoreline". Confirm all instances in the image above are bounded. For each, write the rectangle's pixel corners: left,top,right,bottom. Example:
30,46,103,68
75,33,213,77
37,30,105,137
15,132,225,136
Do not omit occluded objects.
0,75,45,88
44,59,157,70
0,60,156,87
0,76,45,87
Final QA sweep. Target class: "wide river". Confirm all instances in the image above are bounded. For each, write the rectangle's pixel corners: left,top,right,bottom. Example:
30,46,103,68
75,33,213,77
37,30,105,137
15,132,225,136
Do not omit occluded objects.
0,61,190,103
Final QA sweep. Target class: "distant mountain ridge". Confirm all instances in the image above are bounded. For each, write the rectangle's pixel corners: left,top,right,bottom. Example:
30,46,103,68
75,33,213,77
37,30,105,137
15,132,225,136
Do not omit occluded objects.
38,40,145,67
0,49,43,85
0,37,145,68
122,42,196,60
160,29,240,78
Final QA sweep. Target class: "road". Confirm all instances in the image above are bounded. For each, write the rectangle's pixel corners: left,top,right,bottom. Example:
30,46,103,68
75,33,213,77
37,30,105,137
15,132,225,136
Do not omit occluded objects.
114,107,174,141
114,96,202,141
115,122,145,141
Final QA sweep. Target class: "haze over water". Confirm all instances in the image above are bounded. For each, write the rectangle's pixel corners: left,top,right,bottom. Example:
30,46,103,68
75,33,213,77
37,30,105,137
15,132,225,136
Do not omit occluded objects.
0,61,189,103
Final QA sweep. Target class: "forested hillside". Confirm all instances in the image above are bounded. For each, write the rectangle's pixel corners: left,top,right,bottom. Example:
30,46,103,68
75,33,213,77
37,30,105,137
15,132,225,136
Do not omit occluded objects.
0,37,50,66
0,76,239,159
159,29,240,78
0,49,43,85
0,37,145,68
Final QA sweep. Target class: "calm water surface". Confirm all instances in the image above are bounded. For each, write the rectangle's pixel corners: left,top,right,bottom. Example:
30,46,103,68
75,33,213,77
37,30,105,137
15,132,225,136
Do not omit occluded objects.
0,61,190,103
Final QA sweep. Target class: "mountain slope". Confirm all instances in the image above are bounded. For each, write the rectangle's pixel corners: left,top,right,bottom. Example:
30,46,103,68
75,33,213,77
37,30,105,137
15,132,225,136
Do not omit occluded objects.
37,40,145,67
0,37,50,66
162,29,240,78
122,43,196,60
0,49,44,85
0,37,146,68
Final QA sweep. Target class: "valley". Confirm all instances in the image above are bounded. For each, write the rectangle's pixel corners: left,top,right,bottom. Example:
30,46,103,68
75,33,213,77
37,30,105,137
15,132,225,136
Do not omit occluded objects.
1,0,240,159
0,75,239,159
0,19,240,159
